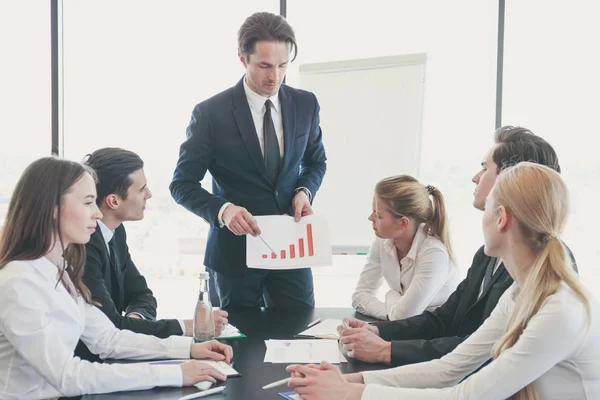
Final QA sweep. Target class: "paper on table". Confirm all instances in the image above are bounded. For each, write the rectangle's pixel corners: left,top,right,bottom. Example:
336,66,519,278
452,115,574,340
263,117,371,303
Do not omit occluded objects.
214,324,246,339
263,339,347,364
296,318,342,339
148,359,240,377
246,215,332,270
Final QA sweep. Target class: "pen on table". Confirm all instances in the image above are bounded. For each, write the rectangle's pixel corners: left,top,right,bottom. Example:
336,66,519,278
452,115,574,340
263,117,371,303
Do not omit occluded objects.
306,318,321,328
257,234,276,254
178,385,226,400
262,377,292,390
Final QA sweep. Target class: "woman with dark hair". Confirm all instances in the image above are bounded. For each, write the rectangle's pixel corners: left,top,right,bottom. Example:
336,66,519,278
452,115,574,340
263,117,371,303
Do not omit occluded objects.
0,157,232,399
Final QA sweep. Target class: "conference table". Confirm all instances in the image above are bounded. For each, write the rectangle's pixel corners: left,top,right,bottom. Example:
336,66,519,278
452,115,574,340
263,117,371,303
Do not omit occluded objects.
81,308,387,400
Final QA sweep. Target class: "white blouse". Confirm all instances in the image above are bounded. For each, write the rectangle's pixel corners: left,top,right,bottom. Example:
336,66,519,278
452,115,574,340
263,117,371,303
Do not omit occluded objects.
361,283,600,399
0,258,193,399
352,225,459,320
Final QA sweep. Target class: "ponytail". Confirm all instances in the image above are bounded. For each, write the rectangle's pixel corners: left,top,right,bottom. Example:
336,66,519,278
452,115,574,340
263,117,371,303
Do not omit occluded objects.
425,186,455,265
492,238,590,400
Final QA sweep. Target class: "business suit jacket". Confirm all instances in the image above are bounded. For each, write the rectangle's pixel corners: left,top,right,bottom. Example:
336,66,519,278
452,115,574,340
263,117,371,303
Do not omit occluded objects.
81,224,182,337
374,244,578,367
170,77,327,276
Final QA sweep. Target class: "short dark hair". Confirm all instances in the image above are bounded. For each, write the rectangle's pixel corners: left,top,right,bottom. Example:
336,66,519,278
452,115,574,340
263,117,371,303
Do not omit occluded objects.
493,126,561,174
238,12,298,62
84,148,144,206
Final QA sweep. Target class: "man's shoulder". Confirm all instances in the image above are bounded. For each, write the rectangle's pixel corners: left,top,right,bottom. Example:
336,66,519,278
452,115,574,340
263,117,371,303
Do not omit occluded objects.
86,228,106,251
194,85,235,111
465,245,490,274
282,84,317,103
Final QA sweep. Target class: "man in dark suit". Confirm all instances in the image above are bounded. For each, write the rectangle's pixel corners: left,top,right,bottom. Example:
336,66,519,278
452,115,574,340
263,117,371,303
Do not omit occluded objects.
338,126,576,366
170,12,327,308
76,148,227,361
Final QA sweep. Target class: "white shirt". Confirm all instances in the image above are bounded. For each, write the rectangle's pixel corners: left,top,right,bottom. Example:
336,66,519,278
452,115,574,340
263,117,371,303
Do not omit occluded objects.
361,283,600,400
96,220,186,333
352,225,459,321
0,258,193,399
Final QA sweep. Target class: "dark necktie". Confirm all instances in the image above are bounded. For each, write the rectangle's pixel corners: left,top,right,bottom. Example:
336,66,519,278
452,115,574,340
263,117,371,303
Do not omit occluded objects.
108,237,116,265
481,257,497,295
263,99,281,182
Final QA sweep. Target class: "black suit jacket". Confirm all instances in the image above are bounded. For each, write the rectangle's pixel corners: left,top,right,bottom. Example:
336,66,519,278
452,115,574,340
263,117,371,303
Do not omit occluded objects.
82,224,182,337
374,244,578,366
170,77,327,276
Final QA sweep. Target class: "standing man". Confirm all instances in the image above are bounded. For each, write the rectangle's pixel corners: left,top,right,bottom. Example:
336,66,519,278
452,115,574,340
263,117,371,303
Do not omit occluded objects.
170,12,327,308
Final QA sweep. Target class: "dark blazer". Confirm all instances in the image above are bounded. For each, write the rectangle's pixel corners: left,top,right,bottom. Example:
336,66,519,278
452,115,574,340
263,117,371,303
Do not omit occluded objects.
170,77,327,276
374,244,578,367
82,224,182,337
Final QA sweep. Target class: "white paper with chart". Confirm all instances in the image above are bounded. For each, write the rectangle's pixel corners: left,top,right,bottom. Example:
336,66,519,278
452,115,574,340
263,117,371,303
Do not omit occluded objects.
246,215,332,269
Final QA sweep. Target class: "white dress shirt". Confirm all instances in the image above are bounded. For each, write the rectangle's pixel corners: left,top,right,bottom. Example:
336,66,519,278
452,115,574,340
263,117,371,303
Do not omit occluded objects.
361,283,600,399
96,221,186,334
352,225,459,320
0,258,193,399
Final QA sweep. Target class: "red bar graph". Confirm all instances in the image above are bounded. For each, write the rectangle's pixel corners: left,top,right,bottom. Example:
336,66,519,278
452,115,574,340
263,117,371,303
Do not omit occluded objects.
307,224,314,256
261,223,315,260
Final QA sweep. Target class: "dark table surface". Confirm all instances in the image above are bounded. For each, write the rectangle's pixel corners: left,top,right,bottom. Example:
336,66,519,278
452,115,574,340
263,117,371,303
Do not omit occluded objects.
81,308,387,400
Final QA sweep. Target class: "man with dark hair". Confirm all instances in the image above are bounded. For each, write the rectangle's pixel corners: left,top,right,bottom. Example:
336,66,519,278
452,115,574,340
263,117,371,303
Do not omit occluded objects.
76,148,227,361
170,12,327,308
338,126,577,366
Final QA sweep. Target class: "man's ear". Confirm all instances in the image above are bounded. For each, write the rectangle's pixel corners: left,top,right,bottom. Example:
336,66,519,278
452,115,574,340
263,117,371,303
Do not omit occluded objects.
238,50,248,67
104,194,120,210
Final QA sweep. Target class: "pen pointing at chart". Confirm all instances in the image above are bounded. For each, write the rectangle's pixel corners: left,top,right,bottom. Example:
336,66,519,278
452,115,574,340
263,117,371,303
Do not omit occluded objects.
258,234,277,254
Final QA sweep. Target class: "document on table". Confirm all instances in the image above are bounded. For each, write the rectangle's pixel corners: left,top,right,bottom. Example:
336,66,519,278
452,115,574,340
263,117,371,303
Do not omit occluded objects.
264,339,347,364
246,215,332,270
214,324,246,339
148,359,240,377
296,318,342,339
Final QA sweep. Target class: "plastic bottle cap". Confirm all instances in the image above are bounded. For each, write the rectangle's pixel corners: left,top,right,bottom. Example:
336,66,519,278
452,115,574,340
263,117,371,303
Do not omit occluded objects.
199,271,210,280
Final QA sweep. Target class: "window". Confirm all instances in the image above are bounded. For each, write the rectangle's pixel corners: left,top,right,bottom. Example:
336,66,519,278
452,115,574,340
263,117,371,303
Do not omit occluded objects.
503,1,600,291
0,2,51,225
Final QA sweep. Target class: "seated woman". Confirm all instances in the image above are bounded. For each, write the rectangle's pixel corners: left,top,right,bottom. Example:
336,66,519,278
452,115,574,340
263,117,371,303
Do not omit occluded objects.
0,157,232,399
288,162,600,399
351,175,459,321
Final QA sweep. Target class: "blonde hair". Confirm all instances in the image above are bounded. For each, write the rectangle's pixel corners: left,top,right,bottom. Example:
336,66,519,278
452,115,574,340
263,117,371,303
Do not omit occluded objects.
375,175,455,264
489,162,590,400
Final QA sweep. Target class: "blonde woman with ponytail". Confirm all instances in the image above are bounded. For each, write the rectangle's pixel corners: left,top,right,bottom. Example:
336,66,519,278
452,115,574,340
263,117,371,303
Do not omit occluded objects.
351,175,459,321
288,162,600,400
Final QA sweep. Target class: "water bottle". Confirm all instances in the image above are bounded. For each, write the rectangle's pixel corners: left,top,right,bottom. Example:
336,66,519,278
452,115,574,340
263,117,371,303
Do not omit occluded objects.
193,271,215,342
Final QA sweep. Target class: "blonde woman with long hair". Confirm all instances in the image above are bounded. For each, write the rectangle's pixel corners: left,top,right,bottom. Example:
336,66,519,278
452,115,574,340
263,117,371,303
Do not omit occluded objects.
351,175,459,321
288,162,600,400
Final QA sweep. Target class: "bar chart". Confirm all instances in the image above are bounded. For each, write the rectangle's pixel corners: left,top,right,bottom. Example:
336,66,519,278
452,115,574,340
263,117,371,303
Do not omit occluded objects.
261,223,315,260
247,215,332,269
